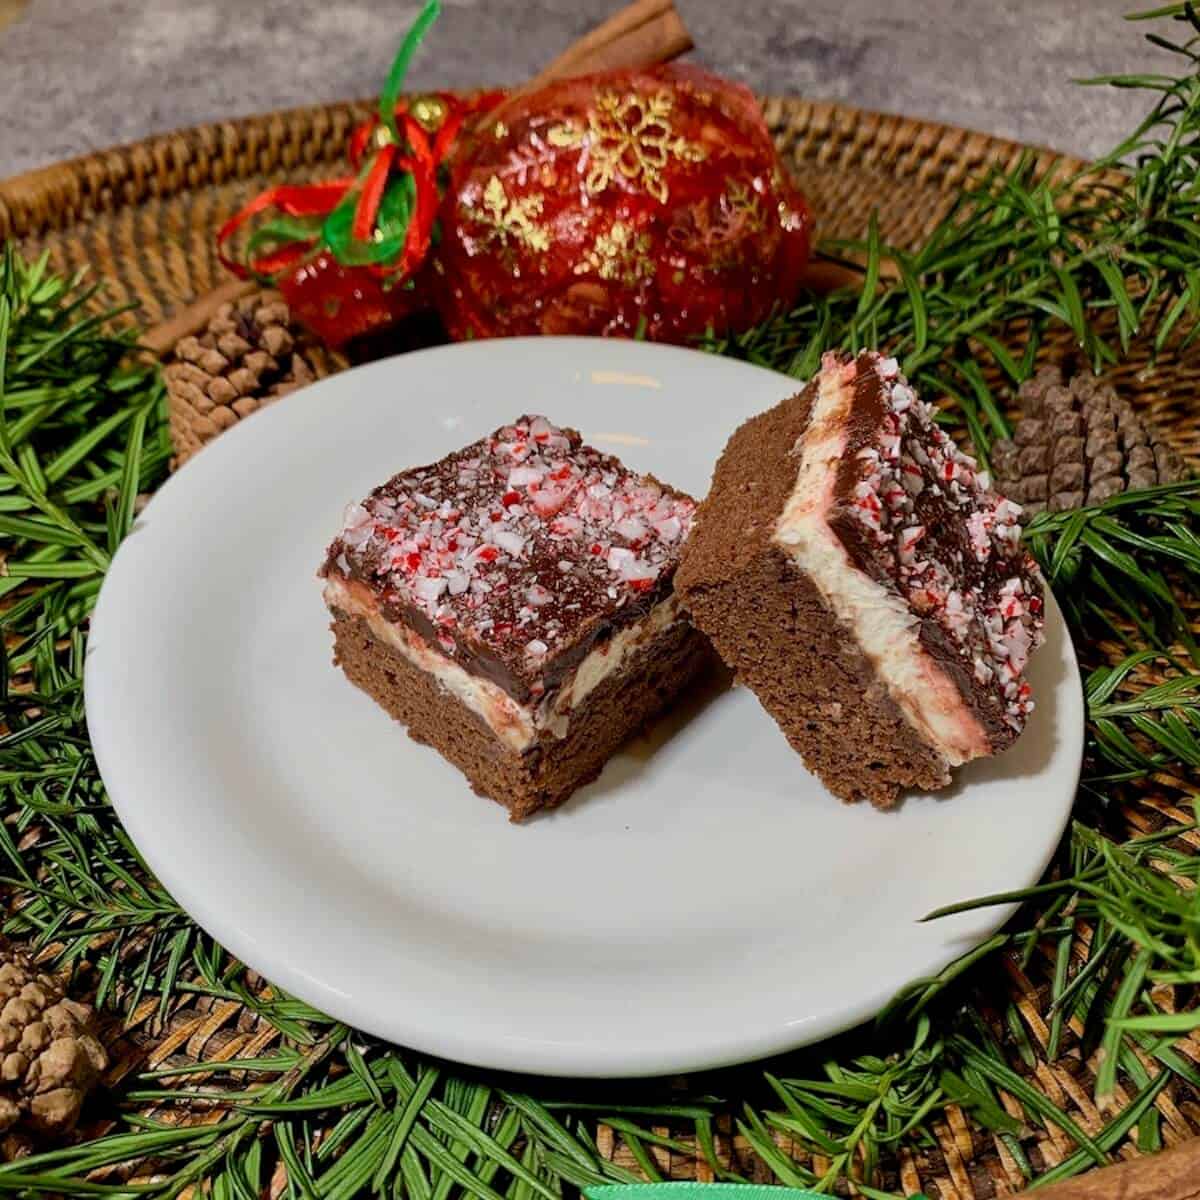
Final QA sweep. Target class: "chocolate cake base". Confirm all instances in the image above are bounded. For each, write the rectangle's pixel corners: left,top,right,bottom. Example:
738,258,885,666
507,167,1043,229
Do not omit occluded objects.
330,611,714,821
675,393,949,809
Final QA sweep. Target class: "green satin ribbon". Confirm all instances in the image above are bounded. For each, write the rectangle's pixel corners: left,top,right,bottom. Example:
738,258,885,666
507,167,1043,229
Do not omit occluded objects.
322,167,415,267
234,0,438,275
378,0,441,143
585,1186,930,1200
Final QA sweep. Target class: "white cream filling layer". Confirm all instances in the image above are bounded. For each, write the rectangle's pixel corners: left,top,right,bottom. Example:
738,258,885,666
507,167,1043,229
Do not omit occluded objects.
324,576,682,752
771,368,991,766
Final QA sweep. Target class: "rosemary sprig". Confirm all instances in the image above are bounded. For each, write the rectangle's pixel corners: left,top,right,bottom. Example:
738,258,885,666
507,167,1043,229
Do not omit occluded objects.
1020,480,1200,783
921,809,1200,1092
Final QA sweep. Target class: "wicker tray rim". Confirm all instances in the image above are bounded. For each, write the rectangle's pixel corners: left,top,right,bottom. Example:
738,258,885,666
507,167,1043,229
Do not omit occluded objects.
0,93,1089,243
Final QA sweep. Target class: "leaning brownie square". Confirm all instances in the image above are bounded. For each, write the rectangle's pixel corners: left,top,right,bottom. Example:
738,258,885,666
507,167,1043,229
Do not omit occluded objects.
676,351,1044,808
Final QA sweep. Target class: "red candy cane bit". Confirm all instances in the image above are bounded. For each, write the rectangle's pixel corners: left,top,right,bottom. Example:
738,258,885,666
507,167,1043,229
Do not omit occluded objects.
352,143,397,243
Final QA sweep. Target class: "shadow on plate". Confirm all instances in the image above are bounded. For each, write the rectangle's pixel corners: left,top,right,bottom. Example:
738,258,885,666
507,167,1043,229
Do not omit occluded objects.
544,658,735,816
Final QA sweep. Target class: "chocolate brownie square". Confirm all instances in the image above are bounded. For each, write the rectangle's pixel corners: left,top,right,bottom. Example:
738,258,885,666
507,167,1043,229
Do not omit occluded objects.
321,415,711,820
676,351,1045,807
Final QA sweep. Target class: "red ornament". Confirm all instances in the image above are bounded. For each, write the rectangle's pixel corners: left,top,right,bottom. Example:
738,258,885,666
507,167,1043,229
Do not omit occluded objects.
216,4,814,350
434,64,813,343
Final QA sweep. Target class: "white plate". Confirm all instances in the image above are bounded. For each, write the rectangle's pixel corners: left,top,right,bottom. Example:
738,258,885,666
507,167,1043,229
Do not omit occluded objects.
87,337,1082,1079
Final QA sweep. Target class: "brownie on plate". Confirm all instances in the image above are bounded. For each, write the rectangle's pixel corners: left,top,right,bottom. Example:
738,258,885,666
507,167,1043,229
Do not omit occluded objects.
676,350,1045,808
320,415,711,820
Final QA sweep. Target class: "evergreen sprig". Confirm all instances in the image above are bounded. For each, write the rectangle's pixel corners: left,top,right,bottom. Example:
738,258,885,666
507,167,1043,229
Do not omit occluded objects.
3,5,1200,1198
1021,480,1200,784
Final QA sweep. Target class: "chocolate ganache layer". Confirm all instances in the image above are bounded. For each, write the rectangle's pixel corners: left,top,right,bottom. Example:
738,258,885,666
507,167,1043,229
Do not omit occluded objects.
817,350,1044,754
321,416,697,705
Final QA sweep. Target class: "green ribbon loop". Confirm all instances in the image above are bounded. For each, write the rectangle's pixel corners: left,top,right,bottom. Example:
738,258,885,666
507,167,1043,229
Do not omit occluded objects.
244,214,325,262
314,0,439,267
379,0,442,142
322,171,415,267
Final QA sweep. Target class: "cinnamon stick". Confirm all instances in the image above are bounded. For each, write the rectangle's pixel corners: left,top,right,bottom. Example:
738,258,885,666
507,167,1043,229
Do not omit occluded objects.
142,278,255,358
540,0,686,77
487,0,692,122
1019,1137,1200,1199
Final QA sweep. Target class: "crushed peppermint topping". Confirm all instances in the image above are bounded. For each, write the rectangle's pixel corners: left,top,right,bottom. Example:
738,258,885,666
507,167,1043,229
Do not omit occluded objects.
832,351,1045,733
324,416,695,676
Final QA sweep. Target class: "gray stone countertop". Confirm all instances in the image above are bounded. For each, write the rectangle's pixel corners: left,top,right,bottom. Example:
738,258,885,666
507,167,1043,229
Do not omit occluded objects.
0,0,1177,181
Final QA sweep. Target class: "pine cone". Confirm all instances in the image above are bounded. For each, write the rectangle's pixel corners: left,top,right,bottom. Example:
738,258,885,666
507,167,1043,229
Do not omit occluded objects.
0,942,106,1141
991,362,1190,519
165,290,344,468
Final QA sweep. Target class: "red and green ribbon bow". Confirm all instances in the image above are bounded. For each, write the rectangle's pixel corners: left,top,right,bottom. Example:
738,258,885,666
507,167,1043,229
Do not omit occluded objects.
217,0,500,286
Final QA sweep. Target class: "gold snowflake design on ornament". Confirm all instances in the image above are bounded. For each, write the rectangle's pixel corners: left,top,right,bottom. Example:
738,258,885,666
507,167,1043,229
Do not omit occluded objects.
666,177,767,271
547,89,707,204
462,176,551,259
722,179,767,235
574,222,655,287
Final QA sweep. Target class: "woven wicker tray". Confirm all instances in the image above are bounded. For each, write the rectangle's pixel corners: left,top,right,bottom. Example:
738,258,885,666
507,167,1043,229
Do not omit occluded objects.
2,97,1199,1199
